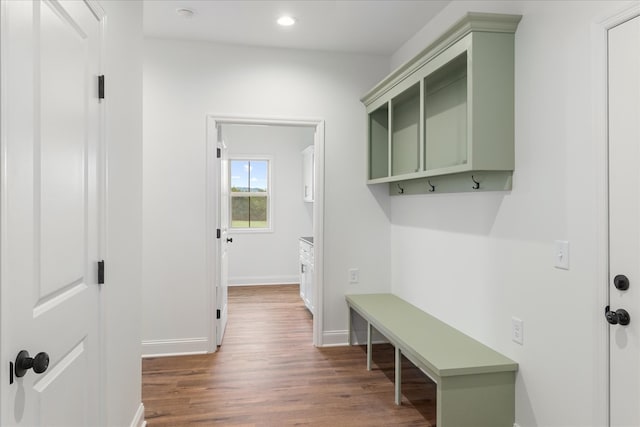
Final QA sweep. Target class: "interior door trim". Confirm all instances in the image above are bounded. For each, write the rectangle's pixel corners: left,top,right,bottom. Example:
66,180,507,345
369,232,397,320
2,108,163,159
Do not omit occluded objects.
205,115,326,350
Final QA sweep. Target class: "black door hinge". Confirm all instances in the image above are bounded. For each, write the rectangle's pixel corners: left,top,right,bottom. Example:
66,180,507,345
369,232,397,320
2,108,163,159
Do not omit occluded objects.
9,362,14,385
216,229,221,239
98,75,105,99
217,148,221,158
98,260,105,284
216,309,221,319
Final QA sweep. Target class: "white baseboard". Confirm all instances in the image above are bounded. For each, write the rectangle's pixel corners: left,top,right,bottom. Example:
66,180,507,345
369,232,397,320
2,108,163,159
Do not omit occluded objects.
228,275,299,286
130,403,146,427
141,337,209,358
321,329,349,346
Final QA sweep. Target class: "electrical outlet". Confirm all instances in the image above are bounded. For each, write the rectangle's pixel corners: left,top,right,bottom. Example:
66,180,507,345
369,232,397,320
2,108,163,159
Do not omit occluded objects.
348,268,359,284
512,317,524,345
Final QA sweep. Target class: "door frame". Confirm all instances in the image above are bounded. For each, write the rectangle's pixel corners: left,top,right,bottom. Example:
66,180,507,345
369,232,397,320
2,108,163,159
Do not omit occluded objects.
0,0,107,422
593,3,640,425
205,115,325,350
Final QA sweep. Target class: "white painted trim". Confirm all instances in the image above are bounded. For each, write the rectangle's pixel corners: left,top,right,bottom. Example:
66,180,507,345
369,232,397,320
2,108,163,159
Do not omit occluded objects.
141,337,209,358
129,403,146,427
592,4,640,426
84,0,105,20
206,115,326,349
591,15,610,427
228,276,299,286
0,1,9,420
321,330,349,347
312,122,325,347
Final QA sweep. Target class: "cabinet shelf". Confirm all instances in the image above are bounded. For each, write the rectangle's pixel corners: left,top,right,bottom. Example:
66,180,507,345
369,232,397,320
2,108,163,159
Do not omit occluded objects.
363,12,521,194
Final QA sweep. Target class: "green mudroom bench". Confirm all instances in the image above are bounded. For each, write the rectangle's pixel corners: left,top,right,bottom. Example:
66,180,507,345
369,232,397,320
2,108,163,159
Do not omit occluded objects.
346,293,518,427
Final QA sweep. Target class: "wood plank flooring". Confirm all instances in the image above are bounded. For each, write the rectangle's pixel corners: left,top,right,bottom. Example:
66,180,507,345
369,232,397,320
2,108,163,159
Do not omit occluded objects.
142,285,436,426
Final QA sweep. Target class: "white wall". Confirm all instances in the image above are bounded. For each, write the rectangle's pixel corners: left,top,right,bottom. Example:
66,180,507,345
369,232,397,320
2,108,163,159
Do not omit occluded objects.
388,1,634,426
142,39,391,354
101,1,144,425
223,124,314,286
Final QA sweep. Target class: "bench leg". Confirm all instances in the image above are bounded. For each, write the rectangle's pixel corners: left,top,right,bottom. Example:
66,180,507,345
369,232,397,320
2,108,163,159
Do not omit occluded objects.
366,322,372,371
347,306,352,346
395,346,401,405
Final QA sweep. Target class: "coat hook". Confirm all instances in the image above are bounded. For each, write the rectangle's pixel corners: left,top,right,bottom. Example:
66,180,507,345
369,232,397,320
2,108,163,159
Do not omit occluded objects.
471,175,480,190
428,180,435,192
396,183,404,194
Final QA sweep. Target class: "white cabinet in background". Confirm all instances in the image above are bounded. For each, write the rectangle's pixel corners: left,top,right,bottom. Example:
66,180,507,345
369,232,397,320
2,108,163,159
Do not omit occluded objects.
302,146,314,203
299,238,314,314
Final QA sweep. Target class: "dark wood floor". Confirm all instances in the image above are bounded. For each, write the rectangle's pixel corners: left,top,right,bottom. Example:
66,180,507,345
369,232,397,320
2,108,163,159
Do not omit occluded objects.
142,285,436,426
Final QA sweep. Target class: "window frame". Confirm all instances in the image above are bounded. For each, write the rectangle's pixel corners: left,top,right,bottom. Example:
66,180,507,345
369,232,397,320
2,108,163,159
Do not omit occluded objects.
228,156,274,233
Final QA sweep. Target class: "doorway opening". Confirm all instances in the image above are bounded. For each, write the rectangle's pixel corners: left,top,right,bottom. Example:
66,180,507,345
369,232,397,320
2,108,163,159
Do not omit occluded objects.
206,116,325,351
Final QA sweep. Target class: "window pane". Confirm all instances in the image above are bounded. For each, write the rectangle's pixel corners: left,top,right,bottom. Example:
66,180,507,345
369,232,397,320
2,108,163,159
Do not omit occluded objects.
249,196,268,228
230,160,249,192
231,197,249,227
229,159,270,229
249,160,268,193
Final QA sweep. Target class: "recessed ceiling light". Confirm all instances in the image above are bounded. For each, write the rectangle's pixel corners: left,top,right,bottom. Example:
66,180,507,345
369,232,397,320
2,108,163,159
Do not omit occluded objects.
277,15,296,27
176,8,195,19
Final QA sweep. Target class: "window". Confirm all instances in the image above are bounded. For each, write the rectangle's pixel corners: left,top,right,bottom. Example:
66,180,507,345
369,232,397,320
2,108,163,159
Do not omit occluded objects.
229,158,271,230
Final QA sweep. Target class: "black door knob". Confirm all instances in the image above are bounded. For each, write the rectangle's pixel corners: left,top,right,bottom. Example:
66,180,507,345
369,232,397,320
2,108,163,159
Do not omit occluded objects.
14,350,49,378
614,275,630,291
605,306,631,326
226,238,233,243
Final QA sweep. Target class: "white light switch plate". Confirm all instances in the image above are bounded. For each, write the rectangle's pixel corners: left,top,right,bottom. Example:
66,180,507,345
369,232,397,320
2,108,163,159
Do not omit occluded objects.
348,268,359,284
554,240,569,270
512,317,524,345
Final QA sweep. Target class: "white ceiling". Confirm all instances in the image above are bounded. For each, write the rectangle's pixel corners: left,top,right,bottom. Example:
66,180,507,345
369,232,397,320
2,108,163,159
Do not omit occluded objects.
143,0,450,55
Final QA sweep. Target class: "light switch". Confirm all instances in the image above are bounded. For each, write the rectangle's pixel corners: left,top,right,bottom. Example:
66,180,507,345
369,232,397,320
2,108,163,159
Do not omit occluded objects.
554,240,569,270
348,268,359,284
512,317,524,345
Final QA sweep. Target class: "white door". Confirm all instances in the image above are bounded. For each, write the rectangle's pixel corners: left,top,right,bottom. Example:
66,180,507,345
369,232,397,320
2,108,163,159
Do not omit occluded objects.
0,1,103,425
608,14,640,427
216,131,230,345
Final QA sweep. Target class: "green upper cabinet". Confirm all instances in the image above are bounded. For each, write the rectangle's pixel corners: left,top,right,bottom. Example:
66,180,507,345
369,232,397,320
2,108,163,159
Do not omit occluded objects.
363,12,521,190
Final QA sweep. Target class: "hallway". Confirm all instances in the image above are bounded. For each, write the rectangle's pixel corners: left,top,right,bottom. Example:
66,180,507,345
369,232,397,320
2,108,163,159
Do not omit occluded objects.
142,285,435,426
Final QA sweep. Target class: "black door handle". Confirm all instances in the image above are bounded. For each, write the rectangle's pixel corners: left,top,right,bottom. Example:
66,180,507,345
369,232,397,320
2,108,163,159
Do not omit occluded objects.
605,306,631,326
226,238,233,243
14,350,49,378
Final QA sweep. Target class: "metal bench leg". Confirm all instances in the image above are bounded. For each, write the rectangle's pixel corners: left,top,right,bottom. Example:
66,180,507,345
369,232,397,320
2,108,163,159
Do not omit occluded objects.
367,322,372,371
395,346,402,405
